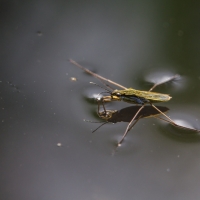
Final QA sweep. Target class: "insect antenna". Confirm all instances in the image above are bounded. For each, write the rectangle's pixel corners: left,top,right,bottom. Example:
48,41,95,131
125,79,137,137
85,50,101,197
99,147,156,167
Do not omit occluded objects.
97,91,111,95
100,81,115,91
90,82,112,93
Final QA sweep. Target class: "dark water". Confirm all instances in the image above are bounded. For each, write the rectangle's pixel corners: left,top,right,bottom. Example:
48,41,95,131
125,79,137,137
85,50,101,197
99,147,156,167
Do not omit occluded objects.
1,1,200,200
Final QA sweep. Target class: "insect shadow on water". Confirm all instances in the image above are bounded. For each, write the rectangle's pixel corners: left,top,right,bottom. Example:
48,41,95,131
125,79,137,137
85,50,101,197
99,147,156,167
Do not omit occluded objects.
69,59,200,147
90,104,199,134
85,104,170,132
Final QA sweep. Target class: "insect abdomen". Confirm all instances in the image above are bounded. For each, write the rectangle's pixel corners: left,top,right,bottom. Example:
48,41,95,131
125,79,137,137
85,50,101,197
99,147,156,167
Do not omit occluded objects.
133,90,171,103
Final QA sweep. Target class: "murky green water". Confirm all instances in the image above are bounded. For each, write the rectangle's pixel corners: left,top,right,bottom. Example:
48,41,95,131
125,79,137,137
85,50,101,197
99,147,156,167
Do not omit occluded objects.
1,1,200,200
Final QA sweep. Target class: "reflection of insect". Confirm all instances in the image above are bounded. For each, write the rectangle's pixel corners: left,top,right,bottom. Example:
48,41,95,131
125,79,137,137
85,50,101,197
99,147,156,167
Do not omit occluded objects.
90,105,169,133
69,59,200,146
96,105,199,134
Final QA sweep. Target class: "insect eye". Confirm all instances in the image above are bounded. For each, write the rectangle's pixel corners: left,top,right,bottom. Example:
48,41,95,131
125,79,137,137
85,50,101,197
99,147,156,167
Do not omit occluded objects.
116,92,121,96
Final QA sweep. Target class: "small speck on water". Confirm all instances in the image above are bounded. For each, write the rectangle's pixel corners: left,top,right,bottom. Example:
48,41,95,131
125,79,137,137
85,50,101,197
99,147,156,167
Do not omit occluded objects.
57,143,62,147
70,77,77,81
166,168,170,172
37,31,43,36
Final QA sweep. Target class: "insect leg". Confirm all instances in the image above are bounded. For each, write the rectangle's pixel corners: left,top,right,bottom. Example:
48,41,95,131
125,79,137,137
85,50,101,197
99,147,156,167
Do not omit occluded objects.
117,105,145,146
97,100,102,116
127,115,143,132
97,98,111,121
153,116,200,132
150,103,183,127
69,59,127,89
149,74,180,91
101,99,107,113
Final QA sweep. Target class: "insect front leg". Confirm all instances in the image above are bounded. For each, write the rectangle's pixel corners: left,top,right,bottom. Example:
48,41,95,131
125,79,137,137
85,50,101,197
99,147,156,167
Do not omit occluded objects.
69,59,127,90
96,96,110,119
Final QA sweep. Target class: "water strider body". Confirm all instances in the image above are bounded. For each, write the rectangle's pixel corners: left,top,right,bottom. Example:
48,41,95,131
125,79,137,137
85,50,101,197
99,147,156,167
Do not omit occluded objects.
102,88,171,105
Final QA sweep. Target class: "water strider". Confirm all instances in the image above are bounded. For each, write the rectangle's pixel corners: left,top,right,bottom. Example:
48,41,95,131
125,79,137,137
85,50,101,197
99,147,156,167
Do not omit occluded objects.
69,59,200,146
